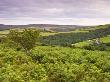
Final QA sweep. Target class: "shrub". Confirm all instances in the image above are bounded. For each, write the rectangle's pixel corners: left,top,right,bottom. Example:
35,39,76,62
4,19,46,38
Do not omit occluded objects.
83,44,107,51
7,28,40,55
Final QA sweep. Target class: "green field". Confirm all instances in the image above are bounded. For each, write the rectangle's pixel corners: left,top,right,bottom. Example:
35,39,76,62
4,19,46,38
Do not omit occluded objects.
40,32,58,36
74,36,110,48
100,36,110,43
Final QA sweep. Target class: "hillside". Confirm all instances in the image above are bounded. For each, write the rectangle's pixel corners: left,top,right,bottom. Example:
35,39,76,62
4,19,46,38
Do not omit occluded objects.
41,24,110,46
0,24,110,82
0,44,110,82
0,24,86,32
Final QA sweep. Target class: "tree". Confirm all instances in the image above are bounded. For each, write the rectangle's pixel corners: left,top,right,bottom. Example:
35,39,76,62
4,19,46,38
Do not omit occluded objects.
7,28,40,55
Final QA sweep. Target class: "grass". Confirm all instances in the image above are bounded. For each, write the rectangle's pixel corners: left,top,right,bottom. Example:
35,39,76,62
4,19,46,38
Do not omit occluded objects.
0,30,9,34
100,35,110,43
0,28,89,37
40,32,58,36
74,35,110,48
73,40,91,48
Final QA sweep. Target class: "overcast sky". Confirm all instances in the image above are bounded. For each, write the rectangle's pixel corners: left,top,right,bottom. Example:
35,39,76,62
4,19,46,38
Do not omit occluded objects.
0,0,110,25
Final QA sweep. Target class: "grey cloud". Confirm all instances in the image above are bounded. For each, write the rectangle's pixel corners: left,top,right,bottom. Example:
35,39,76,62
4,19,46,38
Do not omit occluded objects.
0,0,110,25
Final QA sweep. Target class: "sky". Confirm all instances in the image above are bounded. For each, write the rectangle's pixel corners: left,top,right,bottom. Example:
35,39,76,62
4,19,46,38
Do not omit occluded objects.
0,0,110,25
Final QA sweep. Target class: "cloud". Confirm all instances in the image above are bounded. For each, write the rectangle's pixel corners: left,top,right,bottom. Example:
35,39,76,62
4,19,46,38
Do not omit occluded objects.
0,0,110,25
0,17,110,25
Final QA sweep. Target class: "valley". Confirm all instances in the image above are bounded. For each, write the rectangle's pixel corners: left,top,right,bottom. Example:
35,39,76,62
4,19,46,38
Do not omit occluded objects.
0,24,110,82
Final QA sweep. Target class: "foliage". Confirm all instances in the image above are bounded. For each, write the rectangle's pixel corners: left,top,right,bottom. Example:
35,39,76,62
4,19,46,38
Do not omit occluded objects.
0,45,110,82
40,25,110,46
83,44,107,51
7,29,40,54
0,24,110,82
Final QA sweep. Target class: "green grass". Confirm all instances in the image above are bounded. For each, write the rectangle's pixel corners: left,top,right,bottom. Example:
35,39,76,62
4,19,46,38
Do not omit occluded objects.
74,40,91,48
72,29,89,33
0,30,9,34
74,35,110,48
40,31,88,37
40,32,58,36
100,35,110,43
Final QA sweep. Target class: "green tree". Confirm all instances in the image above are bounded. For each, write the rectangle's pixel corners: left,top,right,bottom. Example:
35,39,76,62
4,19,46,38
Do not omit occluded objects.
8,28,40,55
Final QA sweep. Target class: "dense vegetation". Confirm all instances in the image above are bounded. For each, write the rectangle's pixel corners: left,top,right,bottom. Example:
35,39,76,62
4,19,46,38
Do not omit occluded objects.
7,29,40,55
0,25,110,82
41,25,110,46
0,44,110,82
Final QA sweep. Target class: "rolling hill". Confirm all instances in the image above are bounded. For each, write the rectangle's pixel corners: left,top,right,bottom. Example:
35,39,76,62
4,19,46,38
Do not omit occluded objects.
0,24,87,32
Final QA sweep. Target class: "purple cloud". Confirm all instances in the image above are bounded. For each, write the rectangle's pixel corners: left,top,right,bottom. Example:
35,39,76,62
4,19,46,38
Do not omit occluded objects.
0,0,110,25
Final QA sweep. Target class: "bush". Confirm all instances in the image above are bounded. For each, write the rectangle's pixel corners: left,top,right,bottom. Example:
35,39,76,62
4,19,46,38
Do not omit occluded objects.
7,28,40,55
105,43,110,46
83,44,107,51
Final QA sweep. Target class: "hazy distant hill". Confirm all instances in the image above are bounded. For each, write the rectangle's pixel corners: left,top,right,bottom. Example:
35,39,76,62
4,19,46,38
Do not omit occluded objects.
0,24,86,32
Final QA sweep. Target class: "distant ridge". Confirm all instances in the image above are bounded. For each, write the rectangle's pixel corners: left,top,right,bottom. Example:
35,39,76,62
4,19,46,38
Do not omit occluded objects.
0,24,87,32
